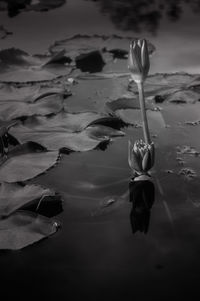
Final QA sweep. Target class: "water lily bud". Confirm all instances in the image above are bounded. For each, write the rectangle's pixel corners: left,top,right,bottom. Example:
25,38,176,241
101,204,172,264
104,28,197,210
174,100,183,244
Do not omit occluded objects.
128,139,154,174
128,39,150,83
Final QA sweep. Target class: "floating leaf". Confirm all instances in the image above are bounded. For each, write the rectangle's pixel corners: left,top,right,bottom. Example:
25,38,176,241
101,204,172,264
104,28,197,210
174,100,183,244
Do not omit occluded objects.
162,90,200,104
106,97,155,112
0,182,56,217
0,85,71,120
0,142,59,182
128,73,200,104
0,48,71,83
50,34,155,59
9,112,124,152
0,210,59,250
0,84,40,101
0,95,63,121
10,111,104,132
86,125,125,140
0,84,70,102
116,109,165,130
49,34,155,73
106,97,165,132
87,116,125,130
0,25,12,39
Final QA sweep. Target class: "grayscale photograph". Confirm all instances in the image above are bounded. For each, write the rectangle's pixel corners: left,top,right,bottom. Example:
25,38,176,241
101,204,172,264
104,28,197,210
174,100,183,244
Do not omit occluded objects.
0,0,200,300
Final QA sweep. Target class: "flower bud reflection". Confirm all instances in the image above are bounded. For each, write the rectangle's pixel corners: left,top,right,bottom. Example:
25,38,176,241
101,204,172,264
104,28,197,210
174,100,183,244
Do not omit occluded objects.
129,179,155,234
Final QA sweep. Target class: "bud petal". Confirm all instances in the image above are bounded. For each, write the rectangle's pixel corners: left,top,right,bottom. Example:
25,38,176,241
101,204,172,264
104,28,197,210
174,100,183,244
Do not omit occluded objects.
141,39,150,79
149,143,155,167
128,38,150,83
137,39,142,48
128,140,142,172
128,40,143,83
128,140,133,168
132,151,143,172
142,150,151,171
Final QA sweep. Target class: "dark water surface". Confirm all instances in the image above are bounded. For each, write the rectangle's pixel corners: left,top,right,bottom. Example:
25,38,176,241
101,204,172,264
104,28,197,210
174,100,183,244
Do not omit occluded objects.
0,1,200,300
1,0,200,73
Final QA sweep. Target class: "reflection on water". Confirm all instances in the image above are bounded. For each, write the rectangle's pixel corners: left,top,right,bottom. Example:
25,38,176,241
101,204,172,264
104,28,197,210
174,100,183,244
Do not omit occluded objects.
86,0,200,33
129,179,155,234
0,0,66,17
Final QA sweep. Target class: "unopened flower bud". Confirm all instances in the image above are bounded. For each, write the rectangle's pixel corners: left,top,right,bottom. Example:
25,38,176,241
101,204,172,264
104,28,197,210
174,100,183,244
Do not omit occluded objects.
128,139,154,174
128,39,150,83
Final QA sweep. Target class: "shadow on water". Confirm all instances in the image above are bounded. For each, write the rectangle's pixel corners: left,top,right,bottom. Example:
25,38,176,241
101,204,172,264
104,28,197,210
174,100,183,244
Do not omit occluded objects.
0,0,66,17
85,0,200,33
129,179,155,234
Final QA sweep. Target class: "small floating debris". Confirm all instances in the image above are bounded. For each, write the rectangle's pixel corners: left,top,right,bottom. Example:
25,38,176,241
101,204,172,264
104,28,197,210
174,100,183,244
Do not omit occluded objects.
179,168,197,179
164,170,174,174
185,120,200,126
67,77,77,85
176,157,185,165
176,145,200,156
102,198,116,207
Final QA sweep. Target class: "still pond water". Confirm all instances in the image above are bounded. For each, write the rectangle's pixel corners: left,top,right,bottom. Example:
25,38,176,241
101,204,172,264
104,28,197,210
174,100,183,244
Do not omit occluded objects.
1,1,200,300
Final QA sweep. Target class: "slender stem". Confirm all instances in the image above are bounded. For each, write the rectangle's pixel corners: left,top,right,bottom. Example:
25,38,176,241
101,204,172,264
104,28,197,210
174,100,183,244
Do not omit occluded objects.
137,81,151,144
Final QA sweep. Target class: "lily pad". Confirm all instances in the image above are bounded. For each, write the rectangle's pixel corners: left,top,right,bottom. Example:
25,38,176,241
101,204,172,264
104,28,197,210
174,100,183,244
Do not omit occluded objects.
49,34,155,72
0,25,12,39
0,48,71,83
10,111,104,132
0,182,56,217
0,84,70,102
0,86,70,121
165,90,200,104
128,73,200,104
0,142,59,182
106,97,155,112
116,109,165,131
106,97,165,132
50,34,155,58
0,210,59,250
9,113,125,152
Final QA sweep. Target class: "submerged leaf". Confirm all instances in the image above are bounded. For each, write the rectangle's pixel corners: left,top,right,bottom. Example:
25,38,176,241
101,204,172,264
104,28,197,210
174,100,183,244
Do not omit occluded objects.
0,210,59,250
